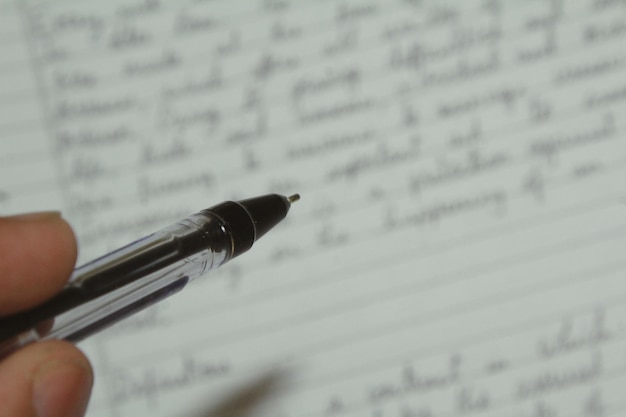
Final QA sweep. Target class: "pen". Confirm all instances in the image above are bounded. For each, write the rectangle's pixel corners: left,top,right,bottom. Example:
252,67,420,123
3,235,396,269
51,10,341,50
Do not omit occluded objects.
0,193,299,359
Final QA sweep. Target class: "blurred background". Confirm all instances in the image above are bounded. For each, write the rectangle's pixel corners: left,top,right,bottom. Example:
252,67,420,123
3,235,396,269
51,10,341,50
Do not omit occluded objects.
1,0,625,416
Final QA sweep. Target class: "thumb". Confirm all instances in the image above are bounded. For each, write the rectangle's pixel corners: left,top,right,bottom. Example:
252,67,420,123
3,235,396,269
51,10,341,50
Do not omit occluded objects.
0,340,93,417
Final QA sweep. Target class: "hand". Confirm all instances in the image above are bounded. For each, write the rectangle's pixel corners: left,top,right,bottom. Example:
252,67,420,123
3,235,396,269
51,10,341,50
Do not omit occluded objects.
0,212,93,417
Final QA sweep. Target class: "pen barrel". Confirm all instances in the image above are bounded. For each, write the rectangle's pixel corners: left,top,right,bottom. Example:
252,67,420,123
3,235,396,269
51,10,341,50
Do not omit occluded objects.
0,212,232,358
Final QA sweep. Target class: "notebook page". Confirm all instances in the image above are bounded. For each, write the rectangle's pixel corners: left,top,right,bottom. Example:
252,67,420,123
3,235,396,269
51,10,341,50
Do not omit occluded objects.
2,1,626,416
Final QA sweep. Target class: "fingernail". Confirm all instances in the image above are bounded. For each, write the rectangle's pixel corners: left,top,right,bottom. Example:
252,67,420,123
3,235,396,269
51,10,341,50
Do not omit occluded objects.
7,211,62,221
33,361,93,417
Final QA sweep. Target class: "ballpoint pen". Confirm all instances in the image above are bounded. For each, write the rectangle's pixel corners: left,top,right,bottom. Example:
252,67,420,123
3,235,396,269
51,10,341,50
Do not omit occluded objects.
0,193,299,359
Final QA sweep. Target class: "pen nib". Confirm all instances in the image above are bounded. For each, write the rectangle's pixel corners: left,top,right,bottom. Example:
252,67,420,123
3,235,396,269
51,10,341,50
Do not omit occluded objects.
288,194,301,203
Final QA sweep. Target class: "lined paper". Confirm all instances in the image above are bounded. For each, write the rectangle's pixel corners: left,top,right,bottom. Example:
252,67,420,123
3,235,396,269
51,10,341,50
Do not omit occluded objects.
1,0,626,416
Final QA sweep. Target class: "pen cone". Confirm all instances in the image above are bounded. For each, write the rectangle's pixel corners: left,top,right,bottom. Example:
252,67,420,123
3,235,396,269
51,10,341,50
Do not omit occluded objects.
237,194,296,240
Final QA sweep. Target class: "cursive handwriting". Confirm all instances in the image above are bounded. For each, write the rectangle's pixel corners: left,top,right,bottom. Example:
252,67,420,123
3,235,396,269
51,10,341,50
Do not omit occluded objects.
292,67,361,102
421,51,500,87
517,353,602,399
537,309,611,358
555,56,626,84
124,49,181,77
327,142,418,181
438,87,523,118
298,97,375,125
585,84,626,108
529,113,616,162
368,356,461,403
55,125,132,150
137,171,213,202
409,150,510,194
54,97,135,120
54,70,98,91
111,356,230,404
287,129,376,160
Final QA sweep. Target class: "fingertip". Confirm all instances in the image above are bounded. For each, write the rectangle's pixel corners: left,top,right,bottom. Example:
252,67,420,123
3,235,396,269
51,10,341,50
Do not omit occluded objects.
33,342,93,417
0,340,93,417
32,340,93,381
0,212,78,315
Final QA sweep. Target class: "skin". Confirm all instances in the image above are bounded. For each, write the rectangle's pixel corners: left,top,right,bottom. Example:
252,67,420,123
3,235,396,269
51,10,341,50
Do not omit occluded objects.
0,212,93,417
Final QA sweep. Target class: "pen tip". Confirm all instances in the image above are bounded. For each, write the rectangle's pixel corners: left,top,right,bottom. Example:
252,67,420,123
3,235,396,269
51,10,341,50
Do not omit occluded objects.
287,194,301,203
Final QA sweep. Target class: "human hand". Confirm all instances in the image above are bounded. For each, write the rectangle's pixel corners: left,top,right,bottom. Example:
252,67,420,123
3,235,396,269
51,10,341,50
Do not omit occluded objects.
0,212,93,417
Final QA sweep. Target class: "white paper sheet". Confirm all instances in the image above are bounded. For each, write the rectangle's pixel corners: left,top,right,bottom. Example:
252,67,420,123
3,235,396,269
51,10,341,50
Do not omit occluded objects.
1,0,626,416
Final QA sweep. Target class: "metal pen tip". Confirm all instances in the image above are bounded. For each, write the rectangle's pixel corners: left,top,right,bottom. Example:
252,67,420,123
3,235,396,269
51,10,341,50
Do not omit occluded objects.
288,194,301,203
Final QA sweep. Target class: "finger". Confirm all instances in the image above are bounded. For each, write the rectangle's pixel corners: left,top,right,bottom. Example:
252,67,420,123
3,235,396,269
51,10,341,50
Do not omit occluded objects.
0,212,77,316
0,340,92,417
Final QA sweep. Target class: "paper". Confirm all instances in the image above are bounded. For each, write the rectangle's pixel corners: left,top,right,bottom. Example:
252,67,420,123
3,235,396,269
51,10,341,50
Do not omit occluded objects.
1,0,626,416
